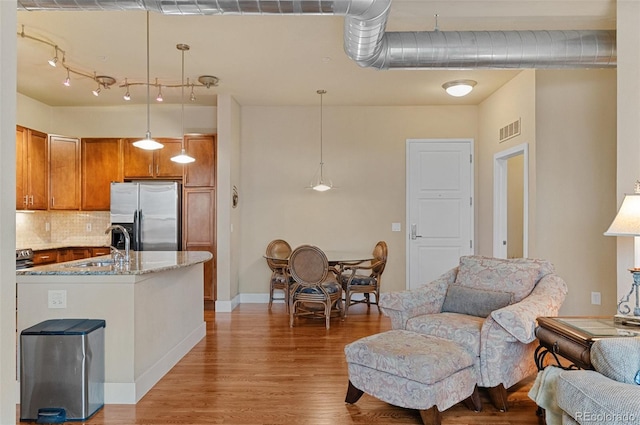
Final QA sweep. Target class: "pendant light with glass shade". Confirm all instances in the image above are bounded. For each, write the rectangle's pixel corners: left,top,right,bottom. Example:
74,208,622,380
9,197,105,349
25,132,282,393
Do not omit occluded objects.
133,11,164,151
309,89,332,192
171,43,196,164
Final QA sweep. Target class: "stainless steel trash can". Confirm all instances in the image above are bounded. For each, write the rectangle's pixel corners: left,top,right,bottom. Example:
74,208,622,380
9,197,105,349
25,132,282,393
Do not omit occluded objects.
20,319,106,422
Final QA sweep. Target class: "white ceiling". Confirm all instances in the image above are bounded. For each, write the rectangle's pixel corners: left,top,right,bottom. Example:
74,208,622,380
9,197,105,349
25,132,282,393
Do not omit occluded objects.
16,0,616,107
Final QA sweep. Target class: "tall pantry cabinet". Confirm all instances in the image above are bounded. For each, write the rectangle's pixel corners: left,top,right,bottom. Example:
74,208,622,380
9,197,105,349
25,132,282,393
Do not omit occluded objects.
182,135,217,302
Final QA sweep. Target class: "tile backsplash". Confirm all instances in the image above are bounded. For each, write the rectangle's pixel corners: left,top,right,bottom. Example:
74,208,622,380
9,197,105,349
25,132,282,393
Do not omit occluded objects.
16,211,111,250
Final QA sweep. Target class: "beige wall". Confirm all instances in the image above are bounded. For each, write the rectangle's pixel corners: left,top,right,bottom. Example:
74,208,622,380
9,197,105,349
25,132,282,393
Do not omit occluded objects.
616,0,640,303
477,71,537,256
17,93,217,137
216,94,242,310
238,105,478,297
474,68,617,315
535,69,617,315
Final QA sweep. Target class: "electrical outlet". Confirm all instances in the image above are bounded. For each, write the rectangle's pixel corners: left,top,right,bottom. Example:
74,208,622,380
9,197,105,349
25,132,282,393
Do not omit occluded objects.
45,222,50,232
86,223,92,232
48,290,67,309
591,292,601,305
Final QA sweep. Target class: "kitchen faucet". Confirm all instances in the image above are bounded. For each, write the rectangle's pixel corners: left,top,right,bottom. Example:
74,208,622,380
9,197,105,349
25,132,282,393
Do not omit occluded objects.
105,224,130,263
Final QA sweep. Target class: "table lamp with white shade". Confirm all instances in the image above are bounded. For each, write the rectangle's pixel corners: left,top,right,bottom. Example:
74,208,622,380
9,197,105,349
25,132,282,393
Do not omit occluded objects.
604,181,640,316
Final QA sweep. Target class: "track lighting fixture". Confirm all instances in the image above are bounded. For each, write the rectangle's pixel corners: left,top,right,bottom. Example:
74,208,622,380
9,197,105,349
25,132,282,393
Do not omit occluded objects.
19,24,220,103
48,46,58,67
123,79,131,100
156,79,163,102
198,75,219,89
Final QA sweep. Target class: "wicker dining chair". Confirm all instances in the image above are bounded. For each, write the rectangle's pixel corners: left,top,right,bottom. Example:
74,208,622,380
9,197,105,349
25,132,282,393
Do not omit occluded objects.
340,241,388,317
288,245,343,329
265,239,293,311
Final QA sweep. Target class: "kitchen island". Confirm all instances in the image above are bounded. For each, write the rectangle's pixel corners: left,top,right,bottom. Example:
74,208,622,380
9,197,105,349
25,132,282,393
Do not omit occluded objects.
16,250,212,404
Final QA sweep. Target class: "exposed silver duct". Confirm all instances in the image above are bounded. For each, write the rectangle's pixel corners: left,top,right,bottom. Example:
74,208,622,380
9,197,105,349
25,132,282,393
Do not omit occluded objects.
17,0,617,69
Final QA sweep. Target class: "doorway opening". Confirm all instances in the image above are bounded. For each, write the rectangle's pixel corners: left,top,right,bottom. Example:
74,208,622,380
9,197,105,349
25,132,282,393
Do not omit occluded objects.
493,143,528,258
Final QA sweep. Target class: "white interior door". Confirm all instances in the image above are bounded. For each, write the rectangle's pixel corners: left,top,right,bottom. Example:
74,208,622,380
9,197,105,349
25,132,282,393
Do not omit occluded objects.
407,139,474,290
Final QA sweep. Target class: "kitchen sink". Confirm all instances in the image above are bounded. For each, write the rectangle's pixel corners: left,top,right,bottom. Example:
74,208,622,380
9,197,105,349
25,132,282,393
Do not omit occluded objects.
63,259,116,268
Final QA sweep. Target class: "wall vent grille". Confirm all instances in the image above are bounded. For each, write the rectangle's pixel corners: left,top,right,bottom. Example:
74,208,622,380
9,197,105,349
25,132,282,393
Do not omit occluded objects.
499,118,521,143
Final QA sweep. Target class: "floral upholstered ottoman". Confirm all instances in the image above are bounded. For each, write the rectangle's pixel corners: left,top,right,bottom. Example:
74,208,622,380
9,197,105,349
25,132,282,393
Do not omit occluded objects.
344,330,481,425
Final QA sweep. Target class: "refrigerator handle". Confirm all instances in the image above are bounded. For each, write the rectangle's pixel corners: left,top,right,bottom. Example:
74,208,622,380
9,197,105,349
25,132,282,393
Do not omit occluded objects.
134,209,142,251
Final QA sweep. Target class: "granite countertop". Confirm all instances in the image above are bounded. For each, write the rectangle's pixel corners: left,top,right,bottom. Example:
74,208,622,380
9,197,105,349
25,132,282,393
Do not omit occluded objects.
17,251,213,276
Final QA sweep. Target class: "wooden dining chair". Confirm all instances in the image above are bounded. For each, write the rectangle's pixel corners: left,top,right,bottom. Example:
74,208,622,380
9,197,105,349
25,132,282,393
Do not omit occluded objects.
288,245,343,329
340,241,388,317
265,239,293,311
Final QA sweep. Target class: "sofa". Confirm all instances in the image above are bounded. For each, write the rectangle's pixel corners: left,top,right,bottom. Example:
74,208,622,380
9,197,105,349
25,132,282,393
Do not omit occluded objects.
555,336,640,425
379,255,568,411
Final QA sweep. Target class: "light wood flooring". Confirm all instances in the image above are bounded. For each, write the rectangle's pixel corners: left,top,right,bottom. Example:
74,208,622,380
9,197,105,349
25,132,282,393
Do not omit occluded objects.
19,303,543,425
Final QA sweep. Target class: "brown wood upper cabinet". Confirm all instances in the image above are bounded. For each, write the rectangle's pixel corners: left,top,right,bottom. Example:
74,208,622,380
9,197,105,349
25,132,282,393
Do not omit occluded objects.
49,135,81,210
16,126,48,210
81,138,122,211
183,134,216,187
123,138,183,179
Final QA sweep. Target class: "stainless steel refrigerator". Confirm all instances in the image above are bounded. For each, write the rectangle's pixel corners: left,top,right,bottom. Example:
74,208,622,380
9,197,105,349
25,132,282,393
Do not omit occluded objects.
110,181,181,251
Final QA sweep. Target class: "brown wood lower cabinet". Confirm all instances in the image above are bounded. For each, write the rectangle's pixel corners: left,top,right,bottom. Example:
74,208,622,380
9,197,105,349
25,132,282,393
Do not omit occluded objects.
32,247,110,265
183,187,216,301
32,249,58,265
92,247,111,256
58,248,91,263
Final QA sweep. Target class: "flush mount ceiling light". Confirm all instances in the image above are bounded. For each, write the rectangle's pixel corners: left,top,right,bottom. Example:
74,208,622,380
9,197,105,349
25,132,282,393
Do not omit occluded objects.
309,89,333,192
132,11,164,151
442,79,477,97
171,43,196,164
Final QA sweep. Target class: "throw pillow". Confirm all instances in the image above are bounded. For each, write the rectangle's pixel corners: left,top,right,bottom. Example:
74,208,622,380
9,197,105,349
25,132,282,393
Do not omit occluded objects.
455,255,540,302
441,284,513,318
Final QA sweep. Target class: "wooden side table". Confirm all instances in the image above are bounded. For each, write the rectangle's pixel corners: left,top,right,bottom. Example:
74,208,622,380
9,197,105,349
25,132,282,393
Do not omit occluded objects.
535,316,640,370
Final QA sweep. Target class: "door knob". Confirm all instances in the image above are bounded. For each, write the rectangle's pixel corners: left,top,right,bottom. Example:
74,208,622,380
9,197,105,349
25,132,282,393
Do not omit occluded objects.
411,224,423,240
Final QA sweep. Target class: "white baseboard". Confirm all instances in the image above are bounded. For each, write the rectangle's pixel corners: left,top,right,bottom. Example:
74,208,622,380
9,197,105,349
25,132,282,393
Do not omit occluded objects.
215,294,241,312
17,323,207,406
129,321,206,403
214,293,369,311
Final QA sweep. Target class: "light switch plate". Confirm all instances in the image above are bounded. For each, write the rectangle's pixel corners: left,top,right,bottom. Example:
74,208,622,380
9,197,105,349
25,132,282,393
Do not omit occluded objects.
391,222,401,232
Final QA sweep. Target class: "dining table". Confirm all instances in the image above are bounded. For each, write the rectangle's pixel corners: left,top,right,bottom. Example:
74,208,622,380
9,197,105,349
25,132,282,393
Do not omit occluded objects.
264,249,373,267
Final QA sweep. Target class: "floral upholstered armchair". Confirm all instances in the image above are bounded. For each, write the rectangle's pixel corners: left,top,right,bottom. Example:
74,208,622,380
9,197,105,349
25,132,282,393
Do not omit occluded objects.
379,255,568,411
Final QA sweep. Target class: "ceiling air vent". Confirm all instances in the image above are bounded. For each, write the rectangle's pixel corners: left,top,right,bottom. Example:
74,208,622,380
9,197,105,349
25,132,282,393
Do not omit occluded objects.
499,118,521,143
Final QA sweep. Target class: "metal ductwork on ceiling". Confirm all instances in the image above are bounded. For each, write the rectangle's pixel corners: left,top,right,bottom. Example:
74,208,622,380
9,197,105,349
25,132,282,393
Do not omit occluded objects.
17,0,617,69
